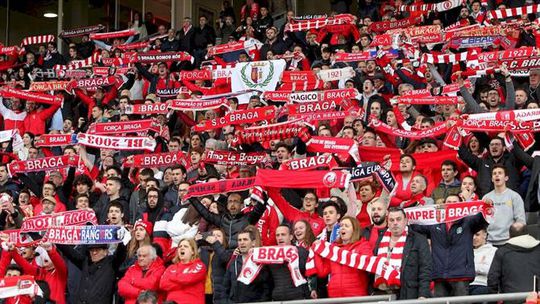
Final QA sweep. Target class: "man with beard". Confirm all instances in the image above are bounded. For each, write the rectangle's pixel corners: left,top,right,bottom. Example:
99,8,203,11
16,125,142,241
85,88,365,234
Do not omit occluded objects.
129,168,154,224
363,199,388,248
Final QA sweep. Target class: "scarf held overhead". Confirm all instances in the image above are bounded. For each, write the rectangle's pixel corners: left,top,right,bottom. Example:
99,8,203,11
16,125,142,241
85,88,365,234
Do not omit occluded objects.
123,151,188,168
255,169,351,189
43,225,122,245
405,201,494,225
203,150,267,166
76,133,157,151
184,177,256,199
20,210,98,233
8,155,79,176
0,87,63,105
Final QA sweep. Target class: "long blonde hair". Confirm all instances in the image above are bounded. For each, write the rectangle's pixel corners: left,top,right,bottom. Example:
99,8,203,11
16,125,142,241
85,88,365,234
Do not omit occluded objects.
174,238,199,263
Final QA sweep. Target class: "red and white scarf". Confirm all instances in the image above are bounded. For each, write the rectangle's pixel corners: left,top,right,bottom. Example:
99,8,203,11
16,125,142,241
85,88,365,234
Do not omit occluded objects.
20,209,97,233
397,0,464,12
0,276,41,299
203,150,267,166
71,76,117,90
374,228,408,289
306,136,359,162
35,134,76,147
285,14,356,32
168,98,229,111
232,120,311,146
369,119,451,139
87,119,160,135
280,154,338,171
124,103,169,115
193,106,277,131
29,81,70,92
238,246,307,286
54,52,101,70
21,35,55,46
8,155,79,176
305,240,400,284
131,51,194,64
289,88,358,103
487,4,540,19
396,96,460,105
405,201,494,225
76,133,156,151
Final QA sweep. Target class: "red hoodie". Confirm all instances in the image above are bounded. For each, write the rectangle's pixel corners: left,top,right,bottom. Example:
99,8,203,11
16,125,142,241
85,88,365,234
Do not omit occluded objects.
159,258,206,304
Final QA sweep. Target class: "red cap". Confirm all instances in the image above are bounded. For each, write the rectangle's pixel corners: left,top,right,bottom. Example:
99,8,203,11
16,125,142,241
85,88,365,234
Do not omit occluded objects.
134,219,153,237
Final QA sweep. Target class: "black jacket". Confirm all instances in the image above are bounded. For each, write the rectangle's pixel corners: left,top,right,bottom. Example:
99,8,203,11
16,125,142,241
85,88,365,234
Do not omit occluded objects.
488,235,540,304
200,242,234,304
375,229,432,299
160,38,180,52
57,243,127,304
259,39,288,60
268,246,309,301
193,25,216,49
458,146,521,197
191,198,266,249
177,27,195,53
223,254,272,303
412,213,487,280
512,140,540,211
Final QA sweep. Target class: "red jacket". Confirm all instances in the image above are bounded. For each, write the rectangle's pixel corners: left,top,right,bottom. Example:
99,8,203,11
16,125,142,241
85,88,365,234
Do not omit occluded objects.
0,104,26,135
23,104,61,135
267,188,325,236
182,78,231,96
75,85,117,120
311,240,372,298
389,172,420,207
159,258,206,304
118,258,166,304
11,247,67,304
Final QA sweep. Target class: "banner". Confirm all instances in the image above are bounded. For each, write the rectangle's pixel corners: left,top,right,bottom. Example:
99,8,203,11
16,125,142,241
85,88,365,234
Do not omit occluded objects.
43,225,122,245
8,155,79,175
193,106,276,131
77,133,157,151
87,119,160,135
184,177,256,199
20,210,98,233
231,60,287,103
123,151,188,168
405,201,493,225
60,24,105,38
124,103,169,115
254,169,351,189
35,133,77,147
203,150,267,166
168,98,229,111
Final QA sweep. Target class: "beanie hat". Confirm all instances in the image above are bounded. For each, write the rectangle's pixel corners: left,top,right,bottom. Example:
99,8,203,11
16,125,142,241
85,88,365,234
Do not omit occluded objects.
134,219,153,237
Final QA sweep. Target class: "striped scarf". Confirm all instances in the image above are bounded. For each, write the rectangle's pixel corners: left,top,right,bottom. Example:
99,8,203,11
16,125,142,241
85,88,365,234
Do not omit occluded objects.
305,240,400,283
374,227,407,289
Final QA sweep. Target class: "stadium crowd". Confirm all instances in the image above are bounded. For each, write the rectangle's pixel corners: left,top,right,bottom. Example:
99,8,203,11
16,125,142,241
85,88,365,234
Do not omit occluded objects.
2,0,540,303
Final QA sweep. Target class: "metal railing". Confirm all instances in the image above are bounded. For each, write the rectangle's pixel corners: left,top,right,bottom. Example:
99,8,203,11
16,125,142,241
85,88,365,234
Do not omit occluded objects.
243,292,531,304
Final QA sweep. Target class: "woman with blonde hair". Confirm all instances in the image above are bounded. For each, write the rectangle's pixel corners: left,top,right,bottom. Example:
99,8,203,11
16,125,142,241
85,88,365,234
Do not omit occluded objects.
160,238,207,304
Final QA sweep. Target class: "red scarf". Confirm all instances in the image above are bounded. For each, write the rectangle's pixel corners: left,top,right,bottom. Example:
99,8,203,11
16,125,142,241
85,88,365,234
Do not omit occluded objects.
232,120,310,146
87,119,160,135
0,87,63,105
123,151,187,168
184,177,256,199
193,106,276,131
8,155,79,176
89,29,137,40
203,150,267,166
255,169,350,188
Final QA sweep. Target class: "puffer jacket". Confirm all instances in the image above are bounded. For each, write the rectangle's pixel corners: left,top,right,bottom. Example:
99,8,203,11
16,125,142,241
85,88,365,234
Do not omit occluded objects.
268,246,310,301
160,258,207,304
191,198,266,249
118,258,166,304
200,242,233,304
312,239,373,298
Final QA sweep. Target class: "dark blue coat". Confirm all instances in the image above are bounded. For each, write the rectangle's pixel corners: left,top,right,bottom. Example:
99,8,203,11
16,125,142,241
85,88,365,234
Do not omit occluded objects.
412,212,487,280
